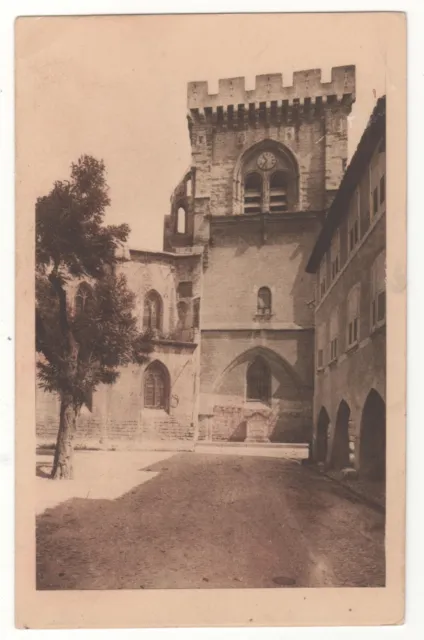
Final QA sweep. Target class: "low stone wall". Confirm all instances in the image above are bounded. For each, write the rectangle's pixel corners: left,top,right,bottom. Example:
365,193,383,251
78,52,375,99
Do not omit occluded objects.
198,402,311,444
37,396,196,450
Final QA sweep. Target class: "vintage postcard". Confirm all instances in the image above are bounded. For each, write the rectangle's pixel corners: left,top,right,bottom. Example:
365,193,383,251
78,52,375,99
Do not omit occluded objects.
15,12,406,628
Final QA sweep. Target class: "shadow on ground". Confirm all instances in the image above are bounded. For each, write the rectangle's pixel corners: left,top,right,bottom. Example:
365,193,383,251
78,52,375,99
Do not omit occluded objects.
36,452,385,591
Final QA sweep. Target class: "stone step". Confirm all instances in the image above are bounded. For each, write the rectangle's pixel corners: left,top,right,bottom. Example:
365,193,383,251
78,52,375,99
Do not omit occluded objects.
195,440,308,449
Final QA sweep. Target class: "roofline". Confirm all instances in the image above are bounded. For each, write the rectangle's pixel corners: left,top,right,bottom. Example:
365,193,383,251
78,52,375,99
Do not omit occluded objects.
305,95,386,274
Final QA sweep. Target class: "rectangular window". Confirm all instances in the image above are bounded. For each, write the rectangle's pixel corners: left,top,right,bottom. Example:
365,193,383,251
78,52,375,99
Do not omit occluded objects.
330,337,338,361
316,323,326,371
373,187,379,217
330,231,340,283
348,190,360,254
371,251,386,330
177,281,193,298
380,174,385,205
347,284,360,348
319,258,327,300
193,298,200,328
370,140,385,222
329,307,339,363
377,290,386,322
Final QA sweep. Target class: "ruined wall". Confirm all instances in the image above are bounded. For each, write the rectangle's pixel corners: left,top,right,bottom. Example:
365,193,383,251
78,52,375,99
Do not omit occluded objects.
36,250,202,448
125,250,202,339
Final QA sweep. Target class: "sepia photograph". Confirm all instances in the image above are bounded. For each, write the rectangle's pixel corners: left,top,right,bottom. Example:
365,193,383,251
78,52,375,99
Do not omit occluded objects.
14,12,406,628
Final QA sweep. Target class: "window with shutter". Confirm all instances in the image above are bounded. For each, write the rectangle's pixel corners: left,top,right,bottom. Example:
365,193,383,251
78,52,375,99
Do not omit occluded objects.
348,190,360,254
370,251,386,331
330,231,340,282
329,307,339,362
269,171,288,213
319,258,327,300
347,284,361,348
316,322,326,371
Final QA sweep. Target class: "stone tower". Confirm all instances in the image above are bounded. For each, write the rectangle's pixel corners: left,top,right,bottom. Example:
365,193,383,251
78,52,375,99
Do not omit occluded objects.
164,66,356,444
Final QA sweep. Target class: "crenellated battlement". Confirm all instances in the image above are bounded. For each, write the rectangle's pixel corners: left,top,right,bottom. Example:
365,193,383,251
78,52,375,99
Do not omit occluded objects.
188,66,355,114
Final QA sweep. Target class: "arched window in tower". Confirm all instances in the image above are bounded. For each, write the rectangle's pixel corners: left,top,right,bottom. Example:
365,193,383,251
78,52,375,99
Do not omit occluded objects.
246,357,271,404
243,172,263,214
176,207,187,234
143,290,163,332
235,143,299,216
269,171,288,213
75,282,93,314
257,286,272,316
144,361,169,411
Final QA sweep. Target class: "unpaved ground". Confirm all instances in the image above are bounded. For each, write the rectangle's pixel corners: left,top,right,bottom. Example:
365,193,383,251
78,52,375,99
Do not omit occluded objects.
36,450,176,514
36,452,385,590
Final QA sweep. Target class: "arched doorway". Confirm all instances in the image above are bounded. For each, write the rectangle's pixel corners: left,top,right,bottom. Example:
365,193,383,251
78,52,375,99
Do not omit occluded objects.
359,389,386,481
331,400,351,469
143,361,170,412
316,407,330,463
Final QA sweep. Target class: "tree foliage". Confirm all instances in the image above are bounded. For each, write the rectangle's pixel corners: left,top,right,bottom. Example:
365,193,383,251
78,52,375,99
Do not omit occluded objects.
36,271,151,406
35,155,151,478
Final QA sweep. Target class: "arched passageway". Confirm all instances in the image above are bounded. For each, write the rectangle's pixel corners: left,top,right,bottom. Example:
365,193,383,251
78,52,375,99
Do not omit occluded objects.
331,400,351,469
359,390,386,481
316,407,330,463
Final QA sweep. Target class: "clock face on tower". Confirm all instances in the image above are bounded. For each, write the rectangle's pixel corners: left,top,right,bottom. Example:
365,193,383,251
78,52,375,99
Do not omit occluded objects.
257,151,277,171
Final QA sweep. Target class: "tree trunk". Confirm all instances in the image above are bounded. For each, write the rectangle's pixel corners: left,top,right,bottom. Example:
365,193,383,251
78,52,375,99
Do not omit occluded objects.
48,271,81,480
51,394,77,480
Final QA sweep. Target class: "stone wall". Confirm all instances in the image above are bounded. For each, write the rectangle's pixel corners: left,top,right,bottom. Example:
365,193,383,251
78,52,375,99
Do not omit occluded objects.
198,327,314,444
313,212,386,469
36,342,198,448
201,217,321,329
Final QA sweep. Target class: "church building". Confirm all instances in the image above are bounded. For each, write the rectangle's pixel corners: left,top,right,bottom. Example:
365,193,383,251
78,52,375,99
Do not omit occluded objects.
36,66,357,449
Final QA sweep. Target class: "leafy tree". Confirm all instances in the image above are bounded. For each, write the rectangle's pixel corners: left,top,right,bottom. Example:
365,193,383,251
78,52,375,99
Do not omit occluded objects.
36,155,151,479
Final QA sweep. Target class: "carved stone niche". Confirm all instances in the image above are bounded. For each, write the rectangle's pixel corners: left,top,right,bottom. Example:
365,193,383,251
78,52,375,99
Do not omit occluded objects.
245,409,271,443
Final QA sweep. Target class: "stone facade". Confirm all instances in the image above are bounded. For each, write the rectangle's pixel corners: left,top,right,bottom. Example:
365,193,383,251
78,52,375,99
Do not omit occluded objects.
37,66,361,449
164,66,355,445
306,96,386,480
36,250,202,449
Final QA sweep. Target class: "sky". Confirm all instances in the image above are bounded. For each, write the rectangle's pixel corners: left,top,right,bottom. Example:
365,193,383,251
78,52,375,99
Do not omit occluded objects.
16,13,388,251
